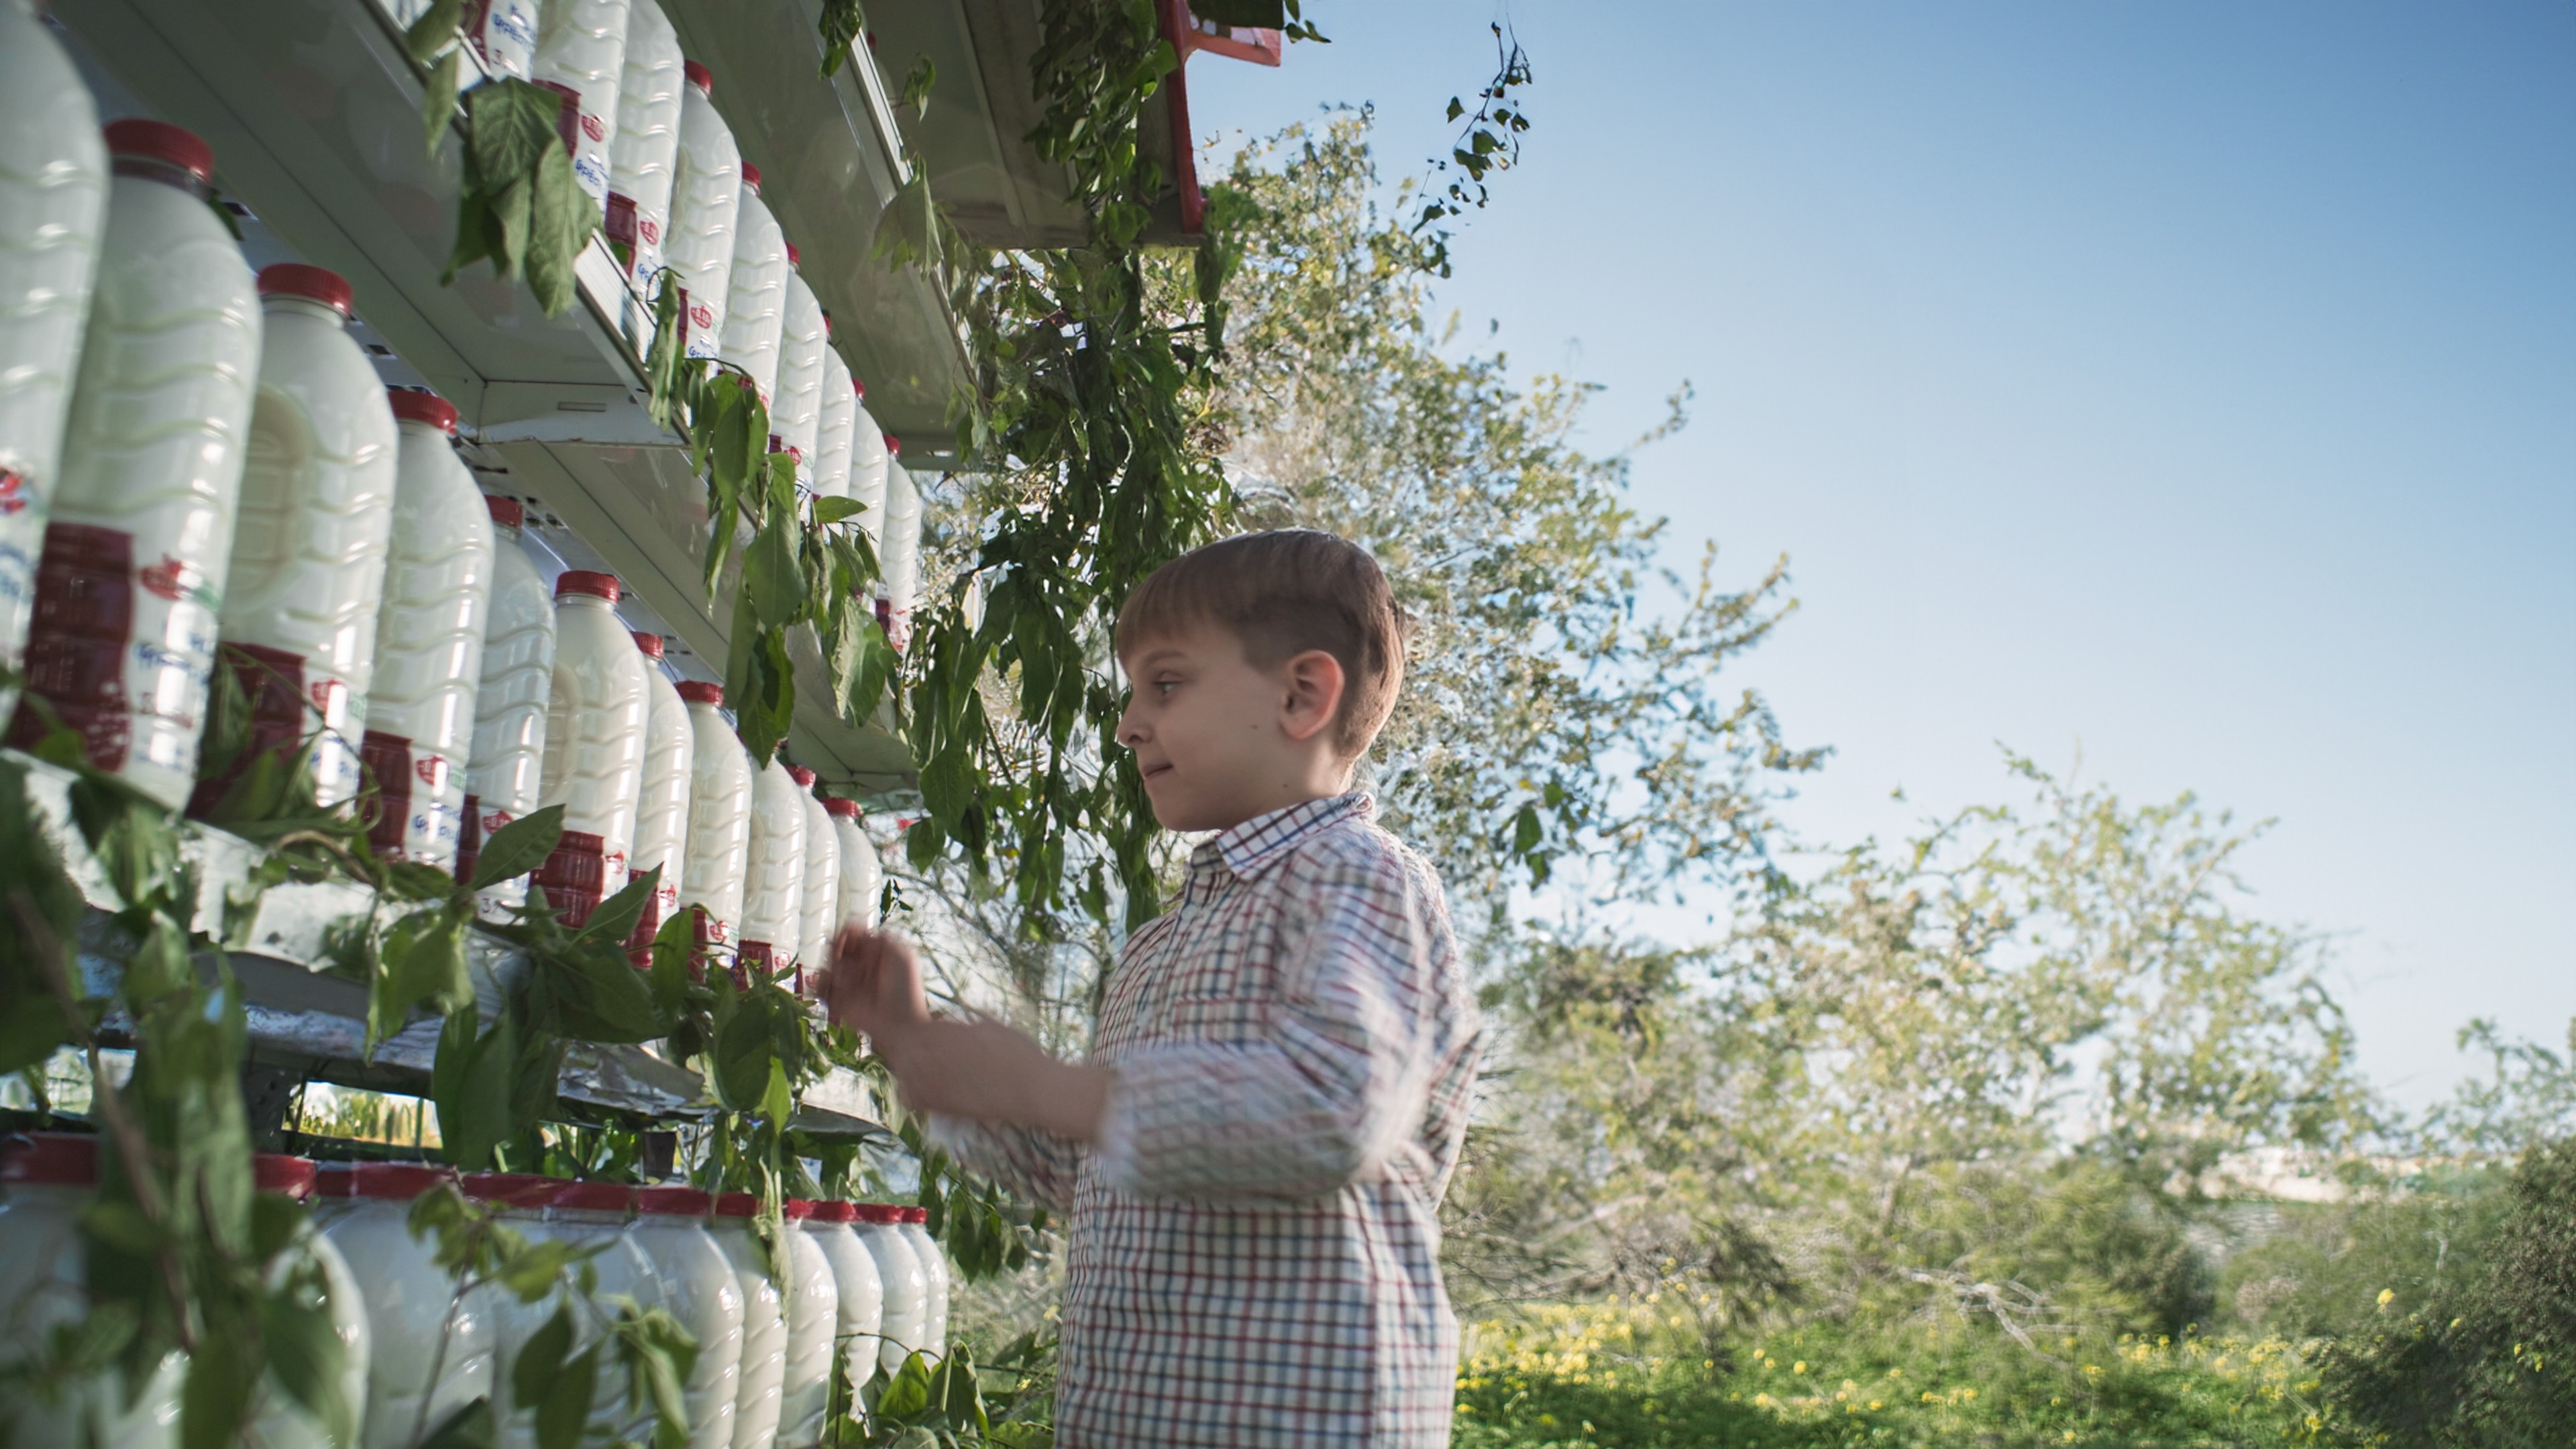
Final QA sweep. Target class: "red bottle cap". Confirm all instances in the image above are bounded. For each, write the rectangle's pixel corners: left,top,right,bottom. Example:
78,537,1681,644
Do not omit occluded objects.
253,1153,319,1199
347,1163,455,1200
852,378,866,400
676,681,724,706
388,388,458,434
882,434,900,456
812,1201,859,1223
741,162,761,191
635,1186,715,1216
258,263,354,317
788,765,816,788
633,631,664,659
684,60,712,94
0,1132,98,1185
786,242,800,267
849,1203,898,1224
460,1173,561,1209
823,798,861,819
822,312,833,337
712,1191,761,1218
555,570,619,602
313,1163,356,1198
485,495,525,529
783,1198,818,1220
902,1206,930,1226
103,119,215,182
550,1181,633,1213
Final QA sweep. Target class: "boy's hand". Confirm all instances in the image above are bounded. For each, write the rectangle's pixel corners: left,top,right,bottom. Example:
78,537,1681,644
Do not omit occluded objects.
820,925,933,1041
885,1020,1110,1142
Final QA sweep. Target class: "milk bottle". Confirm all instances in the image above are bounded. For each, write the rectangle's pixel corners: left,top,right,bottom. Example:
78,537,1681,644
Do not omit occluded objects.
788,765,837,977
531,0,631,212
810,347,855,507
628,1187,745,1449
0,0,108,716
246,1155,373,1449
877,457,924,650
718,166,786,406
362,390,491,873
774,1199,842,1446
606,0,683,285
846,400,889,543
664,61,740,361
676,680,750,947
896,1208,949,1363
317,1163,495,1449
739,751,805,973
771,264,825,469
824,798,879,931
532,1182,660,1444
6,120,258,810
711,1193,787,1449
462,496,553,914
801,1203,883,1400
208,262,399,813
456,1175,570,1449
533,569,647,927
469,0,542,83
629,630,691,946
0,1133,186,1448
851,1204,925,1377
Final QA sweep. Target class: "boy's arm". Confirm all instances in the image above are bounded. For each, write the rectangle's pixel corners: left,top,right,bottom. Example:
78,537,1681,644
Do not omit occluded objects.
1093,850,1457,1203
921,1115,1083,1216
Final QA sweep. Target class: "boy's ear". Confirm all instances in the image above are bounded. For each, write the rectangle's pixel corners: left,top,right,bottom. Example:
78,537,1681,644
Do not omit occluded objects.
1278,649,1346,745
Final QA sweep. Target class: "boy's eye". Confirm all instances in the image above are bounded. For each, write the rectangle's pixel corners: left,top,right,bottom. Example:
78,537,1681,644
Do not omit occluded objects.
1155,678,1179,696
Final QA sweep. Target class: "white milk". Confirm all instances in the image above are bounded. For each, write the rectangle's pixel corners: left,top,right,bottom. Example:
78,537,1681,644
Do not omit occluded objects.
318,1164,497,1449
810,349,855,507
711,1199,787,1449
245,1155,373,1449
676,681,751,947
896,1210,949,1363
469,0,541,83
739,752,806,973
629,630,692,943
789,765,837,975
0,0,107,712
877,458,923,649
774,1201,842,1446
11,120,257,809
628,1187,746,1449
606,0,683,286
362,390,491,873
454,1177,575,1449
851,1208,925,1377
847,402,889,547
216,263,400,810
464,496,553,917
825,798,879,931
802,1204,883,1400
0,1134,186,1448
530,0,631,211
718,170,786,405
771,265,825,470
665,62,740,361
534,569,648,927
533,1183,660,1446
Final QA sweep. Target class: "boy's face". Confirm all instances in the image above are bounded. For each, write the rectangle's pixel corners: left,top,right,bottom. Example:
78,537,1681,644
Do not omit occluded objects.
1115,622,1346,833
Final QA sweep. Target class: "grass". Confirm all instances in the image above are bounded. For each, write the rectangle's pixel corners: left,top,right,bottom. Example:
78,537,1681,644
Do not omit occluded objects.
1452,1298,2327,1448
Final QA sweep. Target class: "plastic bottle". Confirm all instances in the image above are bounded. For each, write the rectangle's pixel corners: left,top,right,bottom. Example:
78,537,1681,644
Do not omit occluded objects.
824,797,879,932
739,751,805,975
0,1133,188,1448
802,1203,883,1400
676,680,750,947
851,1204,925,1377
206,262,400,812
455,1176,574,1449
895,1207,950,1364
774,1199,842,1446
810,347,855,507
533,569,647,927
606,0,682,285
0,0,109,717
627,1187,745,1449
877,454,923,651
663,61,739,361
317,1163,496,1449
462,496,553,914
710,1193,787,1449
468,0,542,83
5,120,258,809
846,395,889,539
629,630,691,945
530,0,630,212
534,1182,661,1444
717,165,786,406
362,390,492,872
246,1155,373,1449
771,262,825,470
788,765,837,979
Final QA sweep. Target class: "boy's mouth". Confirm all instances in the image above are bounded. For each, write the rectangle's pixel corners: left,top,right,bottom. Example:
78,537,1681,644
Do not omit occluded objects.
1139,760,1174,782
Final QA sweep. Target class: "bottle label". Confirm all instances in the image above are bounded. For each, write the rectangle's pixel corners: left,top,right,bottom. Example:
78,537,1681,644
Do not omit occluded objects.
9,522,136,770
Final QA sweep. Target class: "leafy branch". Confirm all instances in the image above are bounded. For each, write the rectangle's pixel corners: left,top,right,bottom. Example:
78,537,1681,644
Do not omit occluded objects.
1409,19,1535,276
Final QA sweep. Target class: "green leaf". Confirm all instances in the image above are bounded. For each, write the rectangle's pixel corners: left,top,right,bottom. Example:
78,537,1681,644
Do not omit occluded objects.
261,1264,356,1446
180,1326,253,1449
760,1055,794,1126
875,1352,934,1420
403,0,464,64
488,174,534,280
432,1007,517,1172
468,80,565,200
512,1303,575,1412
420,1398,498,1449
526,142,596,317
572,865,658,949
537,1342,598,1449
421,48,463,155
1511,803,1543,855
813,494,867,526
745,511,806,631
474,804,566,890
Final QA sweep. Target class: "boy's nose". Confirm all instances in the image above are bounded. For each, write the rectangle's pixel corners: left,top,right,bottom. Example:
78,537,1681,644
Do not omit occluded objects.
1112,706,1146,749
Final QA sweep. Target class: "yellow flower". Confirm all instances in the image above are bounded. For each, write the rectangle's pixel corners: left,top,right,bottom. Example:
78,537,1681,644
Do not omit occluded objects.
1793,1360,1807,1374
2377,1289,2396,1308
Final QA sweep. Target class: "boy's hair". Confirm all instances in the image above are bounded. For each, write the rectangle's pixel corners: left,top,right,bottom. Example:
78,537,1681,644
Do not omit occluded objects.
1116,530,1410,760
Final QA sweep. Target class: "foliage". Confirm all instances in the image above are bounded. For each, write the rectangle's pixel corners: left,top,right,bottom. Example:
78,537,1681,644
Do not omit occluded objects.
2417,1016,2576,1155
2214,1171,2516,1343
1411,21,1535,277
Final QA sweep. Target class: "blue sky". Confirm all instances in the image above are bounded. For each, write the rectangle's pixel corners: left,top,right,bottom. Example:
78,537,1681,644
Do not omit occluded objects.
1189,1,2576,1109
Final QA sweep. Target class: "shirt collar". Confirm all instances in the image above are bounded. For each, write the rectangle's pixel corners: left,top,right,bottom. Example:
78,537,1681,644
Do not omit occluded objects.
1188,792,1374,885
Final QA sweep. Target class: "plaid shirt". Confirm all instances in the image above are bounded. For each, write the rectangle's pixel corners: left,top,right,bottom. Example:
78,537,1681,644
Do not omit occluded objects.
932,792,1482,1447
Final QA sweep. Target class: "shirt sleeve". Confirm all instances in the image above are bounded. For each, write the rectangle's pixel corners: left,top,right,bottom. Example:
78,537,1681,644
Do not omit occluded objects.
924,1114,1082,1216
1092,847,1447,1203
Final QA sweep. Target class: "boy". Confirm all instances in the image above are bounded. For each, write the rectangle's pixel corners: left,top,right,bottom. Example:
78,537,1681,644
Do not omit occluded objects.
823,529,1483,1448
